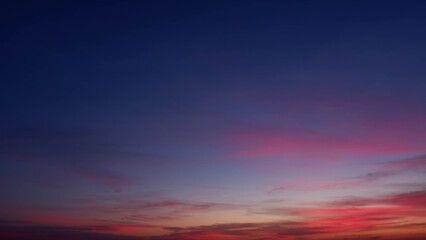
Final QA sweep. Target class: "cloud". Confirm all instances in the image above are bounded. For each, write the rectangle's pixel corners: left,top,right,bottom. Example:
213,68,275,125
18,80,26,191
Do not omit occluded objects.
352,171,395,181
324,189,426,210
74,170,134,192
1,189,426,240
1,219,424,240
248,189,426,238
268,171,393,194
0,224,148,240
158,221,321,239
230,132,414,158
1,198,246,226
154,215,426,240
384,190,426,208
0,125,173,191
70,224,156,233
268,179,366,194
380,154,426,169
268,152,426,194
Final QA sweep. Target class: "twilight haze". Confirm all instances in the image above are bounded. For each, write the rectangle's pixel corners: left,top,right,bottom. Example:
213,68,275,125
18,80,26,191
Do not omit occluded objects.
1,1,426,239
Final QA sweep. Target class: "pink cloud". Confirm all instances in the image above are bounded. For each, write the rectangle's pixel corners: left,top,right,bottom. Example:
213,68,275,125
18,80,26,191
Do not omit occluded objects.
228,131,422,159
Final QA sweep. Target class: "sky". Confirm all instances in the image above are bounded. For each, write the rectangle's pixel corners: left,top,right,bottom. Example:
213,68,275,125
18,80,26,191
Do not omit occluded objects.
1,1,426,239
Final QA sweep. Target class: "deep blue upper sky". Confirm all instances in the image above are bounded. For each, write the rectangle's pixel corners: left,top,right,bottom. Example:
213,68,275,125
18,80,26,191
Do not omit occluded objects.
2,0,426,129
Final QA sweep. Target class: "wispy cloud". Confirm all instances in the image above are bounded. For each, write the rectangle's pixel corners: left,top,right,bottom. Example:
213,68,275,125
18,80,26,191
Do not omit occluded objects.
379,154,426,169
0,224,152,240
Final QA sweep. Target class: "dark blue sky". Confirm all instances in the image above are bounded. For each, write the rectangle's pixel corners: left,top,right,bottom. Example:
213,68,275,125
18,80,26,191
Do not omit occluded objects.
2,0,426,127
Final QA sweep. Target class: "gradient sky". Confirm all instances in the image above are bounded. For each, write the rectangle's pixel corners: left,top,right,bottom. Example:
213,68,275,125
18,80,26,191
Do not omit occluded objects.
1,1,426,239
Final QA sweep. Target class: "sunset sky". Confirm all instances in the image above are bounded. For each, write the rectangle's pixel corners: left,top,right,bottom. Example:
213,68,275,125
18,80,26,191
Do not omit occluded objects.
1,1,426,239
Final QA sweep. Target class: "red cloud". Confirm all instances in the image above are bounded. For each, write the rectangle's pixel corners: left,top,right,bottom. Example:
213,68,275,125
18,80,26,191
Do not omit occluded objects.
71,224,156,233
